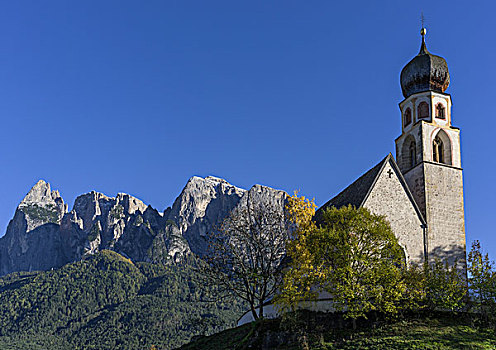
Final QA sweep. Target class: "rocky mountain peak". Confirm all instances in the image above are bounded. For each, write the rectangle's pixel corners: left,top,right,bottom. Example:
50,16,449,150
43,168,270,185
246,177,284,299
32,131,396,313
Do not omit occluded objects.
233,184,288,223
167,176,246,256
71,191,109,232
17,180,67,230
115,193,148,215
186,176,246,198
204,176,232,186
20,180,64,208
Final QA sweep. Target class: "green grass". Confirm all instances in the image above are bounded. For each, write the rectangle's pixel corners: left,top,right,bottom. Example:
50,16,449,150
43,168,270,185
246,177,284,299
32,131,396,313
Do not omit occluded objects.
179,312,496,350
320,317,496,349
179,321,259,350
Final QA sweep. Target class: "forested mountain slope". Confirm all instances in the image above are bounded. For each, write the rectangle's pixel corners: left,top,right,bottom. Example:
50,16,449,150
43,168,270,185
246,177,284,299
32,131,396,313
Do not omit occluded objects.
0,250,245,349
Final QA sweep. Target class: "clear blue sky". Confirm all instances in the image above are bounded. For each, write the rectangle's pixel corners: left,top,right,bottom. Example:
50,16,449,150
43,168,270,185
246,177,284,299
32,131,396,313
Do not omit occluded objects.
0,1,494,257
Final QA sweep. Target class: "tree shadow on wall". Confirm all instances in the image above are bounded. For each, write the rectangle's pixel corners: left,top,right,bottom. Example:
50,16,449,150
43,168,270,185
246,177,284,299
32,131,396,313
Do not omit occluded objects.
429,244,466,270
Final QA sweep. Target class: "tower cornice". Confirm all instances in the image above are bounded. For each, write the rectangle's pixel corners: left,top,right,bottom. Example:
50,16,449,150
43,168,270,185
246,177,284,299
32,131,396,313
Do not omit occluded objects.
399,90,452,109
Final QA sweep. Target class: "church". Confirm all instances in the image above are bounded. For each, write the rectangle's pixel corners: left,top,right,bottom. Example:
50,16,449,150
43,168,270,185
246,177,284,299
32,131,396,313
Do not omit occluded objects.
319,27,466,267
238,28,466,325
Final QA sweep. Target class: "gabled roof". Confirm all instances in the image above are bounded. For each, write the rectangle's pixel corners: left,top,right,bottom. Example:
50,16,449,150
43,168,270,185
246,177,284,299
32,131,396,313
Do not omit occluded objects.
320,156,386,211
316,154,426,225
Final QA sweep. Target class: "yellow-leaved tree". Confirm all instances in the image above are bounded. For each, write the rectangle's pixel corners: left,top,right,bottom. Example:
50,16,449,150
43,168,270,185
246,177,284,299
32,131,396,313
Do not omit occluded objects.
276,191,318,310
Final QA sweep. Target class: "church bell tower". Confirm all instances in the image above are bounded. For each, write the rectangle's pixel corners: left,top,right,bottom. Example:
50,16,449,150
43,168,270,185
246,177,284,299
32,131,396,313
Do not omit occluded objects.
395,28,466,266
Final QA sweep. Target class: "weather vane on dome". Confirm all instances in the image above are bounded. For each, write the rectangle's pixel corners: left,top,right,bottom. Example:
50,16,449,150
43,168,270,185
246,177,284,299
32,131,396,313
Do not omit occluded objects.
420,12,426,37
419,12,427,53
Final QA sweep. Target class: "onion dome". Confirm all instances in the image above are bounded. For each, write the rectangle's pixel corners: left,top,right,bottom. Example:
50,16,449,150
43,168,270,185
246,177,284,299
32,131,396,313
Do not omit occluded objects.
400,28,450,98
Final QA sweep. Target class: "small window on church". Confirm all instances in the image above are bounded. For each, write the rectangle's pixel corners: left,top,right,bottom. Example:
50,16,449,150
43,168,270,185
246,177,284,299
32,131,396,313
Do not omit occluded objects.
404,108,412,126
433,136,444,163
418,101,429,119
435,103,445,119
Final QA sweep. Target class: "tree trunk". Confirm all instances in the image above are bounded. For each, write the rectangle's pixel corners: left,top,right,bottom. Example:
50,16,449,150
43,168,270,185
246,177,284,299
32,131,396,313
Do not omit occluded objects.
258,301,264,320
250,304,258,321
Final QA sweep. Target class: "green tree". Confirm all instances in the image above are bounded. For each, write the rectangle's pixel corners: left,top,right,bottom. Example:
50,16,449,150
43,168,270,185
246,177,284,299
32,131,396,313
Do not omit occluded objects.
422,259,466,312
468,240,496,322
278,205,406,326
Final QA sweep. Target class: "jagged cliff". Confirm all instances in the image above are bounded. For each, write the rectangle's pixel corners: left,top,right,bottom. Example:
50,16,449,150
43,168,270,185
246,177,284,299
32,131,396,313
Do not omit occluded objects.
0,177,286,275
0,180,68,275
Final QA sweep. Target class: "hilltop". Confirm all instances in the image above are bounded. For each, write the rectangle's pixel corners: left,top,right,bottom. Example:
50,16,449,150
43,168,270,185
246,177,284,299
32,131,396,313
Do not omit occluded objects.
179,311,496,350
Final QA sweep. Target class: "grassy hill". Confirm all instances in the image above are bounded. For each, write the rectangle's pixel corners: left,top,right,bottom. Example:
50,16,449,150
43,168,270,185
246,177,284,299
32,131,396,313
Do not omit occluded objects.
0,251,245,349
179,311,496,350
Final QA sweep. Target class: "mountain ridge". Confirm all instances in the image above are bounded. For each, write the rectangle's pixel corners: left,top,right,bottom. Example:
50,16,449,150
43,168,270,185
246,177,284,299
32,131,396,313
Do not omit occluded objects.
0,176,286,275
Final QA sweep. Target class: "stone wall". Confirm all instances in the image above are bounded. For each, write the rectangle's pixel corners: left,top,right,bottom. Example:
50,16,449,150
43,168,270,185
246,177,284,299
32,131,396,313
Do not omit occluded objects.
403,164,426,217
423,163,466,267
363,160,425,263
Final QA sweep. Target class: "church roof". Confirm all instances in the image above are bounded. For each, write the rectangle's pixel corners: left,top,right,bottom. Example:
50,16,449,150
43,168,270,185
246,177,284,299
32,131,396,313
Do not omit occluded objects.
316,154,426,225
319,156,386,211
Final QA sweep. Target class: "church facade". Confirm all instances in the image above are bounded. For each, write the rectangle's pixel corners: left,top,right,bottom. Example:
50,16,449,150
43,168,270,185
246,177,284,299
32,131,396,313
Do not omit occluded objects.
319,28,466,267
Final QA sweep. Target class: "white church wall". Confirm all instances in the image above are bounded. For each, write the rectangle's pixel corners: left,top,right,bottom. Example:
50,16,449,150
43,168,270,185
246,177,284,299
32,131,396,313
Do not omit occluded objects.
237,291,337,326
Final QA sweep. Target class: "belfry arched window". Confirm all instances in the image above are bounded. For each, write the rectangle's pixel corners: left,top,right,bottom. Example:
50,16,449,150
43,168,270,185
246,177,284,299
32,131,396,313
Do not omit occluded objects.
418,101,429,119
435,103,445,119
401,135,416,171
433,136,444,163
409,141,416,167
404,108,412,127
432,130,452,165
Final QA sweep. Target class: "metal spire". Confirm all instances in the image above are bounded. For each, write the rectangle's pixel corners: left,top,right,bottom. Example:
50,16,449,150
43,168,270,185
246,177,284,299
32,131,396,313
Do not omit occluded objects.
419,13,428,54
